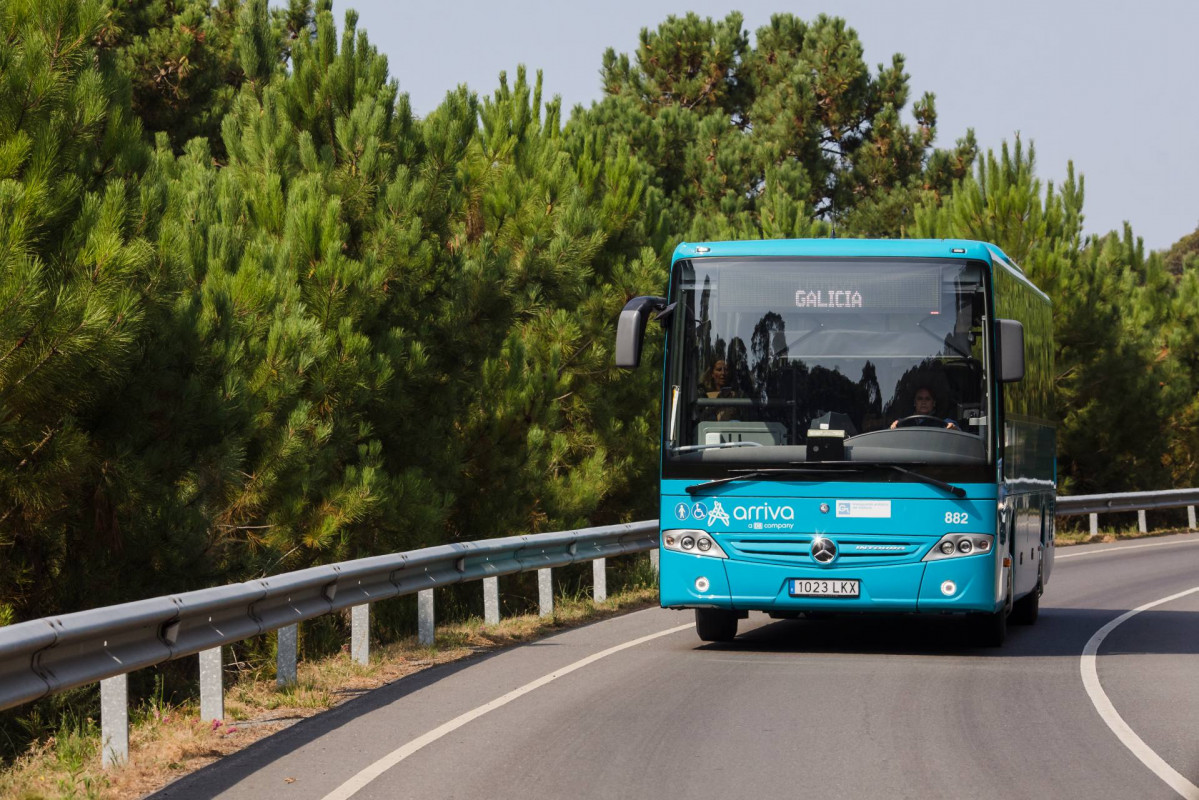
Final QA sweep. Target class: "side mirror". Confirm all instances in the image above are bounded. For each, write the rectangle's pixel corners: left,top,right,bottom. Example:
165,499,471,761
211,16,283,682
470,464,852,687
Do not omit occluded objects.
615,296,667,368
996,318,1024,383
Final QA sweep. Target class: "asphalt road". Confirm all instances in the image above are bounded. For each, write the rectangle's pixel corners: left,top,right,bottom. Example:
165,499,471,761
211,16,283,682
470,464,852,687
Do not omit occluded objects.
151,532,1199,800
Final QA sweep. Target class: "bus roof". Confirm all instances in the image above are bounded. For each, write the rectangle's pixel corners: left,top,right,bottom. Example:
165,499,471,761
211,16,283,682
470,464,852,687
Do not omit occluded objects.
671,239,1009,266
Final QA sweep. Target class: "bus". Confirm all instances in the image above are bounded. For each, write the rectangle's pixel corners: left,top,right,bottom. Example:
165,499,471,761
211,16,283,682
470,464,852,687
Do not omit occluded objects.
616,239,1055,646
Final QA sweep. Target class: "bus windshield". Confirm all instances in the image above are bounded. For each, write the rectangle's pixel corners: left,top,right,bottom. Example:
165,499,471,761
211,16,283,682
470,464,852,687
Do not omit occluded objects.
666,257,991,466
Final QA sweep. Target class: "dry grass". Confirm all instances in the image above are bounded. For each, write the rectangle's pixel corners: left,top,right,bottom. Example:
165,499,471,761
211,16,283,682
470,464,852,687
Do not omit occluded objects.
0,586,657,800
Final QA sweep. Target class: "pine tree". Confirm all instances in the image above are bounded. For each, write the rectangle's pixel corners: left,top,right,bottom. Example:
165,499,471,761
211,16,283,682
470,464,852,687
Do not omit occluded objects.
438,68,658,535
1163,261,1199,485
0,0,157,618
119,5,428,579
913,141,1169,493
106,0,318,155
578,12,976,242
1162,223,1199,277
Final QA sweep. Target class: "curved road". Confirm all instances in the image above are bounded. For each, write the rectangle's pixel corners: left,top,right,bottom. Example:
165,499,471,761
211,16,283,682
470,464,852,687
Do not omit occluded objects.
153,532,1199,800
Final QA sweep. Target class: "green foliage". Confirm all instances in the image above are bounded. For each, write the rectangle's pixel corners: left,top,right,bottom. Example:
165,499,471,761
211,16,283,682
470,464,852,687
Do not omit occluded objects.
1162,223,1199,276
0,0,158,615
914,140,1174,493
0,1,1195,640
107,0,315,156
580,12,977,242
1163,251,1199,485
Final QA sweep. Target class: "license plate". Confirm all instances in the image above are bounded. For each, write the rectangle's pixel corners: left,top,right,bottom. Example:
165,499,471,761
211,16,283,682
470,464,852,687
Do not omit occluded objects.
789,579,860,597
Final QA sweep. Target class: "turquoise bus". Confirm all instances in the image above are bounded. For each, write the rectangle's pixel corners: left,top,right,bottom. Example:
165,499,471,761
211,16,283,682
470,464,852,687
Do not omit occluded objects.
616,240,1055,646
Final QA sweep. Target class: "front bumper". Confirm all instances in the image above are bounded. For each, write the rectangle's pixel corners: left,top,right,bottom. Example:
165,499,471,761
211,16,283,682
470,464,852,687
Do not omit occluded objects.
659,546,999,614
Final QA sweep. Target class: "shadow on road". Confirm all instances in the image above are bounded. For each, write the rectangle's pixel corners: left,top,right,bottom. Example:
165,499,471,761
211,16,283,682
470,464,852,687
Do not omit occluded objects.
693,606,1199,659
146,609,647,799
146,646,507,799
148,603,1199,797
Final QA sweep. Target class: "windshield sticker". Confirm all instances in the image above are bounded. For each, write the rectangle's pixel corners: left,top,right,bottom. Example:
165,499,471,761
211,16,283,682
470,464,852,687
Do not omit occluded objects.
836,500,892,519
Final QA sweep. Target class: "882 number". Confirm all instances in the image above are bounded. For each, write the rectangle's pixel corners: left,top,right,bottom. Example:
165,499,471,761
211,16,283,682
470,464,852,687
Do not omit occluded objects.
945,511,969,525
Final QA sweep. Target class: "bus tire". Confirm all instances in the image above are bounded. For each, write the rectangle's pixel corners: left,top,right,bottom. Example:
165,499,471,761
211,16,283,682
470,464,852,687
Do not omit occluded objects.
1011,578,1042,626
971,608,1007,647
972,561,1010,647
695,609,738,642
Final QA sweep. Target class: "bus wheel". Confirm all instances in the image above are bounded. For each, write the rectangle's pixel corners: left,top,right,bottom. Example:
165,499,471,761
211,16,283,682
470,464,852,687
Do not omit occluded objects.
971,608,1007,647
695,609,739,642
1011,576,1042,626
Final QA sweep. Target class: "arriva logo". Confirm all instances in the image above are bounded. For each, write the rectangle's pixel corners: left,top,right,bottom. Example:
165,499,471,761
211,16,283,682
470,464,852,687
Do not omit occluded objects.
704,501,794,527
707,501,731,526
734,504,795,522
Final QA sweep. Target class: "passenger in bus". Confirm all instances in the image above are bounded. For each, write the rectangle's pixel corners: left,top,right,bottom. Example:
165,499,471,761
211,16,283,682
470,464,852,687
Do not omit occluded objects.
700,359,739,421
890,385,960,430
702,359,733,395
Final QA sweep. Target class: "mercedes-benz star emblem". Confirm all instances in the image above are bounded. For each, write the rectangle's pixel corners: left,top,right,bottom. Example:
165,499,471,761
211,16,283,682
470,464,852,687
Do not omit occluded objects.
811,537,838,564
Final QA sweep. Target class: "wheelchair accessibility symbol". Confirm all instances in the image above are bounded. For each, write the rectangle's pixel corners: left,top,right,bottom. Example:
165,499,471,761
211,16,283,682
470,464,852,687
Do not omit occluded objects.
692,502,708,521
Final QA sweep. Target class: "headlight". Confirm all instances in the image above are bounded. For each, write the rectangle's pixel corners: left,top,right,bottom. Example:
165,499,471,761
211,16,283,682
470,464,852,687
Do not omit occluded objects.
662,529,728,558
923,533,994,561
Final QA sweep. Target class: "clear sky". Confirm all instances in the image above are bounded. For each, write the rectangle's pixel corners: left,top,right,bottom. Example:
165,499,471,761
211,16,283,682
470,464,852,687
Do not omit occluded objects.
335,0,1197,251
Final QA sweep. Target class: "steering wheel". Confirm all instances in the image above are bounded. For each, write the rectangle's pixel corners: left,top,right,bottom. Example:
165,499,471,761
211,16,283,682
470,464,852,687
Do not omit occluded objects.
894,414,946,428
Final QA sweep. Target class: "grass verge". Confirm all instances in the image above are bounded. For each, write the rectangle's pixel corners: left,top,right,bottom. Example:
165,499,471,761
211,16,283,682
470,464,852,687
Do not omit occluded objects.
0,585,657,800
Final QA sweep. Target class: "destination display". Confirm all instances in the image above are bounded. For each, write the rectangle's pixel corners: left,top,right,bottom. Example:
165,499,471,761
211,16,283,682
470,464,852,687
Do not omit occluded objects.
794,289,864,308
708,261,943,313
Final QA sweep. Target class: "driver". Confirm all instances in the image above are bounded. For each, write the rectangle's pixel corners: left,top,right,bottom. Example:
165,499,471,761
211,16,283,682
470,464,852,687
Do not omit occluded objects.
891,385,960,430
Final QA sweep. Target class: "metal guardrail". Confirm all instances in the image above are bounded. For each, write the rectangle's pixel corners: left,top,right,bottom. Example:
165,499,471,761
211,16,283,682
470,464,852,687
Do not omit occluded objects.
1054,487,1199,516
1054,488,1199,536
1,486,1197,768
0,520,658,765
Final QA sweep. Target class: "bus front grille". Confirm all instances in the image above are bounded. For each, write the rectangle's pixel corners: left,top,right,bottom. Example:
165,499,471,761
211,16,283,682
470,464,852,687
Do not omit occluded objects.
722,535,924,565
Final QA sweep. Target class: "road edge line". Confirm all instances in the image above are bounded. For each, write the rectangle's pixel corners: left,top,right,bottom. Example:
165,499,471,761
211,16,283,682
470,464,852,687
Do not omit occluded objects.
320,621,695,800
1080,586,1199,800
1057,536,1199,560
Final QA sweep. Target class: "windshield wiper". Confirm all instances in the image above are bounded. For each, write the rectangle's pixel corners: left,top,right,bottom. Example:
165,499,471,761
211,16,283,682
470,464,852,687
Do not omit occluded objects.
880,465,966,498
670,441,763,454
684,461,966,497
687,466,862,495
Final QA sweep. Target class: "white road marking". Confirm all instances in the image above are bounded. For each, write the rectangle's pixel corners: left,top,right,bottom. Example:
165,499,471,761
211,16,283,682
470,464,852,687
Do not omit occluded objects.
1080,586,1199,799
320,621,695,800
1057,536,1199,559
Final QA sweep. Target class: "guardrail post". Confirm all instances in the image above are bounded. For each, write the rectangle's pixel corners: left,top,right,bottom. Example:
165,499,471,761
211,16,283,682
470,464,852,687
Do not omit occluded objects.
650,547,659,574
483,577,500,625
352,604,370,664
592,558,607,603
1137,509,1147,534
1189,506,1197,531
199,647,223,723
277,624,298,686
1089,513,1098,537
538,568,553,617
100,674,128,768
418,590,434,646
